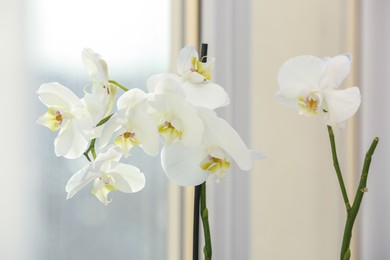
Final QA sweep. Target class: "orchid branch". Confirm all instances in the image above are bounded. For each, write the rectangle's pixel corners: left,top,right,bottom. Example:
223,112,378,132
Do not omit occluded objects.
327,126,379,260
340,137,379,260
327,125,351,211
201,182,212,260
109,79,129,92
83,114,113,161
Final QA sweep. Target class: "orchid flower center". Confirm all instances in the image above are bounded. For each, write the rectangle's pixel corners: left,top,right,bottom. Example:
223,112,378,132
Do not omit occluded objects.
40,108,66,131
92,174,116,205
55,111,63,124
114,131,140,156
200,154,231,182
191,57,212,81
298,91,322,115
158,121,182,144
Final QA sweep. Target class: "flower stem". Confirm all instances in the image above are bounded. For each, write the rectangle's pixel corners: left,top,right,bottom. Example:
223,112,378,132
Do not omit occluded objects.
201,182,212,260
109,79,129,92
192,42,212,260
339,137,379,260
193,184,201,260
327,125,351,211
83,114,113,161
193,182,213,260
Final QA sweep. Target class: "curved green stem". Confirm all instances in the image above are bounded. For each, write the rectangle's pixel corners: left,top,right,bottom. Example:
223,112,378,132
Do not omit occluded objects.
200,182,212,260
83,114,113,161
109,79,129,92
327,125,351,211
340,137,379,260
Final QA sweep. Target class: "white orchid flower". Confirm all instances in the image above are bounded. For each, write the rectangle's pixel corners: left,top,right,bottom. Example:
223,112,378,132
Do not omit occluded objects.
177,45,213,83
276,54,361,125
37,82,93,159
161,109,265,186
82,48,117,120
147,45,229,110
65,146,145,206
147,77,204,147
98,88,160,157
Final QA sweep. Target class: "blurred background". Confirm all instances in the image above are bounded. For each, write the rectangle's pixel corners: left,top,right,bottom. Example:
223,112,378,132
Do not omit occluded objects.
1,0,389,259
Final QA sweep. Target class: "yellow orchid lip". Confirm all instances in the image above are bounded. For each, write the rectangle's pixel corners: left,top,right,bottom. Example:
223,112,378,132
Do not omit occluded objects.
298,92,322,115
38,108,65,131
115,131,139,145
158,121,182,144
200,154,231,174
114,131,140,156
191,57,212,81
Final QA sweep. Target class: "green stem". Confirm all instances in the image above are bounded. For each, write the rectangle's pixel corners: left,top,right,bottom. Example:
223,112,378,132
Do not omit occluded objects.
327,125,352,211
109,79,129,92
200,182,212,260
340,137,379,260
83,114,113,161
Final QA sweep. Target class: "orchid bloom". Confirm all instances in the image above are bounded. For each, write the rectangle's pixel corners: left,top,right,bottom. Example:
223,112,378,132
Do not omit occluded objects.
65,146,145,205
161,108,265,186
98,88,160,157
37,82,93,159
176,45,213,83
147,45,229,110
276,54,361,125
82,48,117,121
147,77,204,147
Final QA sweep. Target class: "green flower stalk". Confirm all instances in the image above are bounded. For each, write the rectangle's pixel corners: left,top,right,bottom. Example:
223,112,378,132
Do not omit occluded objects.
327,126,379,260
276,53,379,260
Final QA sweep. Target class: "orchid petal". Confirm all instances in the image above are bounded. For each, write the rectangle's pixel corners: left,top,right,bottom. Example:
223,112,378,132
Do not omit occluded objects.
82,48,109,84
95,145,122,163
54,120,90,159
176,102,204,147
277,55,327,99
153,77,186,97
65,165,99,199
147,73,183,93
37,82,83,110
161,143,210,186
322,87,361,125
148,91,204,147
200,109,252,171
82,92,110,124
129,106,160,156
117,88,146,110
188,72,206,83
110,164,145,193
177,45,198,76
182,81,230,109
320,54,351,89
97,114,122,150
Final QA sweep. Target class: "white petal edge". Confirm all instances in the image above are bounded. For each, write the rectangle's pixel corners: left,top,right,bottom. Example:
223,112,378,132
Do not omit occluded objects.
117,88,146,110
82,48,109,84
277,55,327,99
161,143,210,186
200,109,253,171
110,163,145,193
323,87,361,125
177,45,198,76
54,121,89,159
182,81,230,109
320,54,352,89
37,82,83,110
65,165,99,199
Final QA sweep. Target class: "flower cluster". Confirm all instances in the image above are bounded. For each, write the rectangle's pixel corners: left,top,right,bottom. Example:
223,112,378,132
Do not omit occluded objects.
37,46,262,205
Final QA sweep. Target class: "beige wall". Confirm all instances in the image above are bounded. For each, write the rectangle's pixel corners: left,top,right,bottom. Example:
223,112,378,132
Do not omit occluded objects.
250,1,358,259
